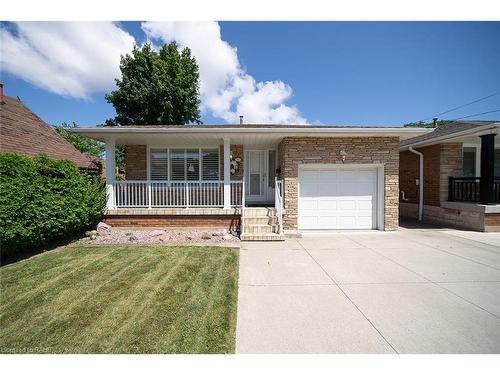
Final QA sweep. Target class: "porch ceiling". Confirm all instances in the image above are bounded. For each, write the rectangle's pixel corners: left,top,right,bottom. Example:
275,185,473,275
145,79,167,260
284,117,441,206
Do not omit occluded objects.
71,126,431,148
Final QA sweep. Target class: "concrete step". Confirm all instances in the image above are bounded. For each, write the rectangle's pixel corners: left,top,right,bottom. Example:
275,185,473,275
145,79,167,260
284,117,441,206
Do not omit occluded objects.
243,207,276,217
240,233,285,241
243,224,275,234
244,216,278,225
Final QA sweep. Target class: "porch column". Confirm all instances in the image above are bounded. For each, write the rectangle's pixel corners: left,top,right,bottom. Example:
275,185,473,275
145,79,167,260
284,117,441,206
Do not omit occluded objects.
105,138,116,209
479,133,496,204
223,137,231,209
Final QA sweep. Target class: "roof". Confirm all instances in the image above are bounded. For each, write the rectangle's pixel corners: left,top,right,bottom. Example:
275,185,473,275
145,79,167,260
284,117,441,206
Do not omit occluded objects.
0,95,97,168
400,120,500,150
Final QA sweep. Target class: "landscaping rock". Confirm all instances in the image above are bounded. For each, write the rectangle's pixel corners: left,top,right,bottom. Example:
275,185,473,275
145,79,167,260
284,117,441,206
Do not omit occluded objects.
80,228,239,246
97,222,111,231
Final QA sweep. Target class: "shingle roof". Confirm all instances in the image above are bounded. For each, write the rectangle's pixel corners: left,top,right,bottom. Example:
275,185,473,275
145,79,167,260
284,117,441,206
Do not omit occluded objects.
400,120,499,147
0,95,97,168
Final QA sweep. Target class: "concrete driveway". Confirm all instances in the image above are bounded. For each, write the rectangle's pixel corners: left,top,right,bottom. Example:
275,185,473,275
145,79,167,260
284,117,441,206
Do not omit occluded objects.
235,227,500,353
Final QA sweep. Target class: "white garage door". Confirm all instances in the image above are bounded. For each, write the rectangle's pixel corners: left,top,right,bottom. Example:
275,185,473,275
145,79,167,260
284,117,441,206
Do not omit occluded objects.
298,167,378,230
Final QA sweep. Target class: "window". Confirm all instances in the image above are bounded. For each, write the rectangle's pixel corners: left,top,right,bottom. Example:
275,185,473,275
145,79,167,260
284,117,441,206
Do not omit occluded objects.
186,149,200,181
170,149,186,180
268,150,276,188
201,149,219,180
463,147,477,177
150,149,168,180
150,148,219,181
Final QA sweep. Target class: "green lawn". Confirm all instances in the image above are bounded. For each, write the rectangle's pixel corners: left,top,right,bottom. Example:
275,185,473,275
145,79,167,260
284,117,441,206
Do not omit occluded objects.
0,245,239,354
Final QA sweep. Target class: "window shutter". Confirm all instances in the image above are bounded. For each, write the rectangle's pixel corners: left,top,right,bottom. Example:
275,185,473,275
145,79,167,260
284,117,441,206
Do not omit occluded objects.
170,150,186,180
202,149,219,181
150,149,168,180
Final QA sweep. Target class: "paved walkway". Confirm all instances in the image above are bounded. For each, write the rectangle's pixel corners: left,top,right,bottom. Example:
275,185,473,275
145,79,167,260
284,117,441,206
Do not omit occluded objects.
235,227,500,353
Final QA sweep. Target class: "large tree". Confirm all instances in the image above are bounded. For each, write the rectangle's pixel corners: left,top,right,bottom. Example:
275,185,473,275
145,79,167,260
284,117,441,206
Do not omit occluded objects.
106,42,202,125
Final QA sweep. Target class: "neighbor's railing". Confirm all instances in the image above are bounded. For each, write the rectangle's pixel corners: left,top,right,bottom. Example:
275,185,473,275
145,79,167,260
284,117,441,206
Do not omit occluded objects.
112,180,243,208
448,177,500,203
275,178,284,235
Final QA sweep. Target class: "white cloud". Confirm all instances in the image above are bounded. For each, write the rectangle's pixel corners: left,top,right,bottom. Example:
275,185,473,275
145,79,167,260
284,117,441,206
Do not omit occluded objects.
142,21,307,124
0,22,135,99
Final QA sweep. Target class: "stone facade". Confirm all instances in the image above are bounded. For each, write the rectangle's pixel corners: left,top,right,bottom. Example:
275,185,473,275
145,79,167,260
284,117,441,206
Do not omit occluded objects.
124,145,147,180
439,143,463,204
278,136,400,231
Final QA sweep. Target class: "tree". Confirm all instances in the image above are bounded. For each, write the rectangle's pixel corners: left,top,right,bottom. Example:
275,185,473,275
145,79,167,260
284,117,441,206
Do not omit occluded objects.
54,122,104,158
105,42,202,125
54,122,125,171
403,120,449,128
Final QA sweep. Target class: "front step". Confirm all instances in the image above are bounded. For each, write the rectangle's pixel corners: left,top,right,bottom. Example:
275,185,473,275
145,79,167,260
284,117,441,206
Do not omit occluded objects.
240,233,285,241
241,207,284,241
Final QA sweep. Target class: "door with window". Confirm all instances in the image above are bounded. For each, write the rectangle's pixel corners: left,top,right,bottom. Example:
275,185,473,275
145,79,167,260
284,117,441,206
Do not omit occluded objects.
245,150,266,201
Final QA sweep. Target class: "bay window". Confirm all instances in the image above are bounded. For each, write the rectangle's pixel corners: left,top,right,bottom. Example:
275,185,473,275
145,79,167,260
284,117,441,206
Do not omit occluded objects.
150,148,220,181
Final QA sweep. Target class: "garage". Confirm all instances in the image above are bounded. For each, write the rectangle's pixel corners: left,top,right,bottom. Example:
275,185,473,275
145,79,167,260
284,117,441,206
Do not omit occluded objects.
298,166,380,230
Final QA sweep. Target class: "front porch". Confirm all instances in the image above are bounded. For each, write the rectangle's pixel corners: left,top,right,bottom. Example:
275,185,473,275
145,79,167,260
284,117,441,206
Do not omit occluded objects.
103,136,284,238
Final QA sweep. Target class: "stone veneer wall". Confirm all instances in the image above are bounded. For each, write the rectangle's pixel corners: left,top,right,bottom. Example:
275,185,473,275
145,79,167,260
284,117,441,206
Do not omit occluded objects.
124,145,147,180
278,137,400,231
439,143,463,204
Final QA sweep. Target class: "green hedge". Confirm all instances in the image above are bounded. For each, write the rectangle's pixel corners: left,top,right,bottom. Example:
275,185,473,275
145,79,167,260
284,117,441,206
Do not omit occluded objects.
0,153,105,256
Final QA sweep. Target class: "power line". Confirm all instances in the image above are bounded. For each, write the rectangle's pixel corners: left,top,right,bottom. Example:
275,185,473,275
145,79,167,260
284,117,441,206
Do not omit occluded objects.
414,90,500,123
450,108,500,121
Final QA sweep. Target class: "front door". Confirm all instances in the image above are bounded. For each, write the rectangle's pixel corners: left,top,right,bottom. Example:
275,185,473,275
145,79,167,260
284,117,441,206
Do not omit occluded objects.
245,150,266,201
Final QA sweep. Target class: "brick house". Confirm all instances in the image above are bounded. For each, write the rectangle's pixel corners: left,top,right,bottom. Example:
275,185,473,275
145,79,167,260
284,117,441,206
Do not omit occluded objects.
72,124,429,240
399,121,500,232
0,83,99,171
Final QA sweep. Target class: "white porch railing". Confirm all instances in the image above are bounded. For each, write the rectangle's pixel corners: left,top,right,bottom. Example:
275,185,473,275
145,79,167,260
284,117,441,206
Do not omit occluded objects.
112,180,244,208
275,178,284,235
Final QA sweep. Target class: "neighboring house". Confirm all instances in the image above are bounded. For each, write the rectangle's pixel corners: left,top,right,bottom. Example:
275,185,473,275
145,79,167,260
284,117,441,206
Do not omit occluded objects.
399,121,500,232
72,124,429,240
0,83,99,171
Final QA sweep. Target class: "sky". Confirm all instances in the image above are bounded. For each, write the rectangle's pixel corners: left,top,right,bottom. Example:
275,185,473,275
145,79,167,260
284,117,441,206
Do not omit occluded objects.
1,21,499,127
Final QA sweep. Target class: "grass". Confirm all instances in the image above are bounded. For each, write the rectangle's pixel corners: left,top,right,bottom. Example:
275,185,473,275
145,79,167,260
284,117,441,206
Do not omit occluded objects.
0,245,239,354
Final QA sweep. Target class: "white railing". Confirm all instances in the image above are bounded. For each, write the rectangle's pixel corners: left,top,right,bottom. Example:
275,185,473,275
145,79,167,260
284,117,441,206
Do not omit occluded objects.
112,180,243,208
275,178,284,235
240,177,245,236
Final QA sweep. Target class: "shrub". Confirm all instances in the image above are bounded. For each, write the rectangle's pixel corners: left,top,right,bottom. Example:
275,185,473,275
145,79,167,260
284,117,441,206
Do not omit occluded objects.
0,153,105,257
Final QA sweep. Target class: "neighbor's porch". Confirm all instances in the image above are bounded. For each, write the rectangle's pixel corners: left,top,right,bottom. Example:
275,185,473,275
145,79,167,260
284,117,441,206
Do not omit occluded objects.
448,133,500,204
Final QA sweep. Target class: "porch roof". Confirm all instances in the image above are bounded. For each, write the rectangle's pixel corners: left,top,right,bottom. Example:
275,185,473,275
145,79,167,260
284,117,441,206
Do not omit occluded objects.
71,124,431,148
400,121,500,151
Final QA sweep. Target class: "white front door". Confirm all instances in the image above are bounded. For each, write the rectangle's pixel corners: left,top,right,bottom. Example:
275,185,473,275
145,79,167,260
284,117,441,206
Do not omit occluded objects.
245,150,266,201
298,167,378,230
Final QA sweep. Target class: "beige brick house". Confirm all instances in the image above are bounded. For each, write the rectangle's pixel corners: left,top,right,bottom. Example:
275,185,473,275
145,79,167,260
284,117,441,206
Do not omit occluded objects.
399,121,500,232
73,124,428,240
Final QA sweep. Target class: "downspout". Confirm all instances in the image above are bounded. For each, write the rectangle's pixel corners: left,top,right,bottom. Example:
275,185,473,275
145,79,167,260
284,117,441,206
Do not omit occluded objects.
409,147,424,221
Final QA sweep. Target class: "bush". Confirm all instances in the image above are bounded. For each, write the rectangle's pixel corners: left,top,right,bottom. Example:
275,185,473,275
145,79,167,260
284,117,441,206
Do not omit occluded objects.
0,153,105,257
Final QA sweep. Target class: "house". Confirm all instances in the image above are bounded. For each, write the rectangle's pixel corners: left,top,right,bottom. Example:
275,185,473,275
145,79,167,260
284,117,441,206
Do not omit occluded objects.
0,83,98,171
399,121,500,232
72,124,429,240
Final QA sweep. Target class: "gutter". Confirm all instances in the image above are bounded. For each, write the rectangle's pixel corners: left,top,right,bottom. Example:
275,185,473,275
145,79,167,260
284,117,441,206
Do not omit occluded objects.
408,147,424,221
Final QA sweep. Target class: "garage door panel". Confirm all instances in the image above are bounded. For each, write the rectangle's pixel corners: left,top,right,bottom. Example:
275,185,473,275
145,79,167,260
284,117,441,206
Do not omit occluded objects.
299,167,378,230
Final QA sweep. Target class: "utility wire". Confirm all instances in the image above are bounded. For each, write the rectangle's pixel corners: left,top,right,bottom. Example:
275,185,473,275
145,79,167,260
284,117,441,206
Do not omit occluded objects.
450,108,500,121
414,90,500,123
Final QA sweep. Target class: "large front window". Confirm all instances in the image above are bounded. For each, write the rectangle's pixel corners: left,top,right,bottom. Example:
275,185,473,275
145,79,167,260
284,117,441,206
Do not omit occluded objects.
463,147,477,177
150,148,219,181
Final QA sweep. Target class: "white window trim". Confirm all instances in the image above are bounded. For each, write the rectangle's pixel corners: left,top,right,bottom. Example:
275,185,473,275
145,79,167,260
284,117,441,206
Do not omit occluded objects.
147,146,220,182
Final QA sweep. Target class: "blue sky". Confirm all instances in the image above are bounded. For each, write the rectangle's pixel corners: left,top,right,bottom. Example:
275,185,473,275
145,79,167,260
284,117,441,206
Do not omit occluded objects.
1,21,499,127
